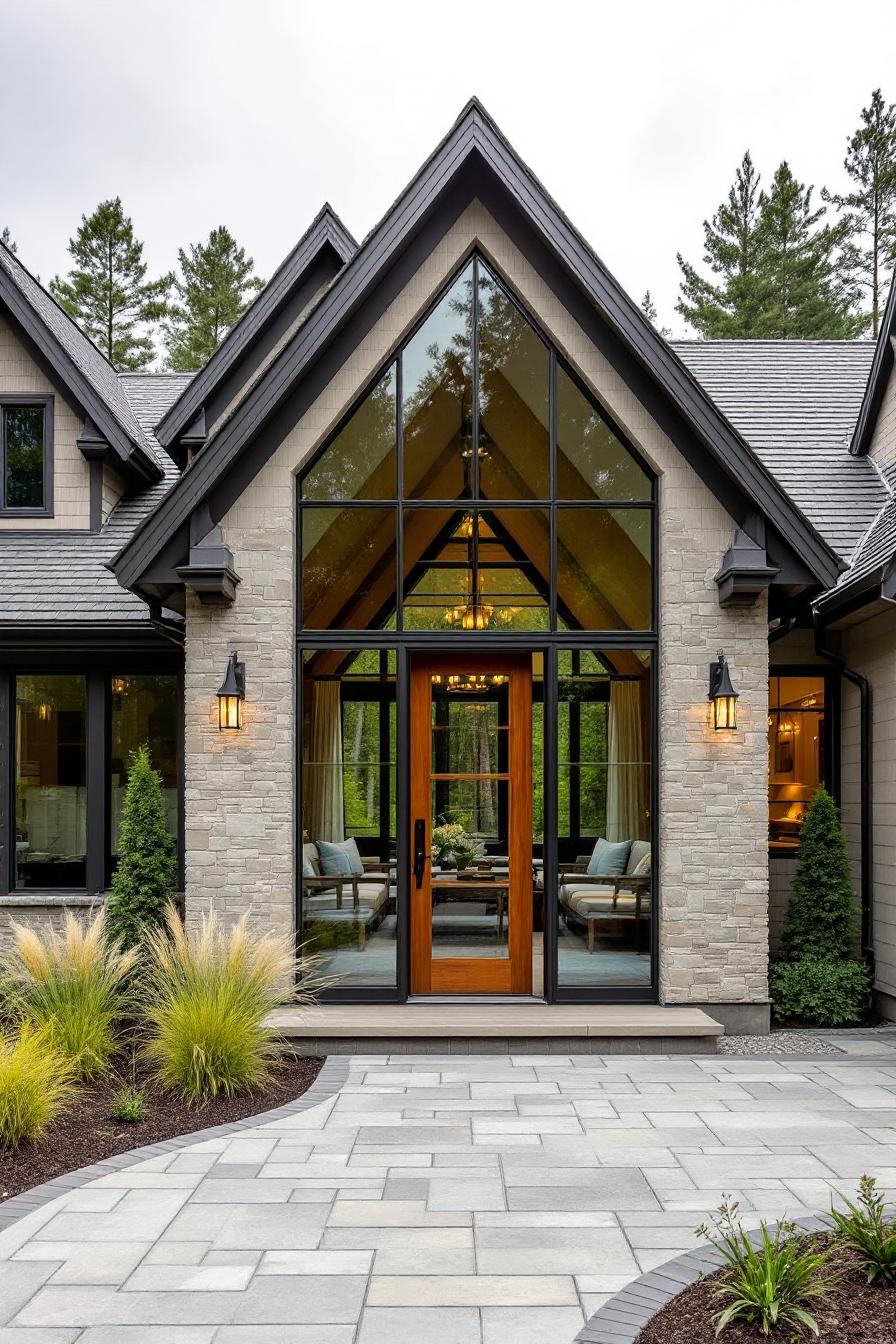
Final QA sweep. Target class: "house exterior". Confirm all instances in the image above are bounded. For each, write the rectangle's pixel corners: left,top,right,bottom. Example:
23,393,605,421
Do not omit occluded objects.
2,101,895,1033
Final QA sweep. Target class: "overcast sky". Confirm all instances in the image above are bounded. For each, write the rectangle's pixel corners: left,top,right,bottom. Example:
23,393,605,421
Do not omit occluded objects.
2,0,894,340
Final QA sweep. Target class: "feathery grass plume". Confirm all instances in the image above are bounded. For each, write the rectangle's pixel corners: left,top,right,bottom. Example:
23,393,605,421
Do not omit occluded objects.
0,1025,75,1149
142,905,318,1103
1,908,138,1080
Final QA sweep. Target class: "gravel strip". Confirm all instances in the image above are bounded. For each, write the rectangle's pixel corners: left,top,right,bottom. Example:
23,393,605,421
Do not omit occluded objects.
718,1031,845,1055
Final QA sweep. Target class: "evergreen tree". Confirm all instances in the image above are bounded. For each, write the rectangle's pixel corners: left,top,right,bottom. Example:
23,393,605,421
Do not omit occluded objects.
755,162,865,338
0,226,16,254
49,198,172,370
164,225,265,371
823,88,896,337
676,151,769,336
640,290,671,337
780,785,859,963
105,745,177,951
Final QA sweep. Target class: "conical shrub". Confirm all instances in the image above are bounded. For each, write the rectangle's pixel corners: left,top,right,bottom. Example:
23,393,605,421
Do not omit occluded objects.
780,785,859,962
105,744,177,951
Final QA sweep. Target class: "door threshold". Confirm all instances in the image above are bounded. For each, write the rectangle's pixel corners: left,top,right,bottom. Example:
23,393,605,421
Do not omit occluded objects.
410,994,546,1005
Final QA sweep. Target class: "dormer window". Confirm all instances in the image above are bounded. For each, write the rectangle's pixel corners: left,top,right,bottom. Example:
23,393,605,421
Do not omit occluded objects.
1,396,52,514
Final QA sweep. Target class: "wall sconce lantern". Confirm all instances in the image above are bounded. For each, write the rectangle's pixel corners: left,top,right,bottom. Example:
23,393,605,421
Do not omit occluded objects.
709,651,738,731
217,652,245,731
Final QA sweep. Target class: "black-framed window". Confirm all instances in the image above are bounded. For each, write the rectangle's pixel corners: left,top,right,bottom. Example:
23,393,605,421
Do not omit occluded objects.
768,672,834,851
1,396,52,515
14,674,87,889
298,253,656,635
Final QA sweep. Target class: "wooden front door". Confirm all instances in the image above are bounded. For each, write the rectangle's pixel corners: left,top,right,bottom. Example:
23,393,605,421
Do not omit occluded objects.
410,652,533,994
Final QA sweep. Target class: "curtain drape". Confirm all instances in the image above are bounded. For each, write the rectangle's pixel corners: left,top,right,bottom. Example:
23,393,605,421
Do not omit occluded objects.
305,681,345,843
606,680,648,842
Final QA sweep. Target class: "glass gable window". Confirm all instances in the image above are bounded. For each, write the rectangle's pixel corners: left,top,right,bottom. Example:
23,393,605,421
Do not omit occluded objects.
298,254,654,633
2,401,48,512
768,675,828,849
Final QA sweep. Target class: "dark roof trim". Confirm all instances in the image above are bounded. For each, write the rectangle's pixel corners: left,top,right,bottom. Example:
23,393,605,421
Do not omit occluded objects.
0,254,161,485
851,272,896,456
114,99,843,591
154,205,357,451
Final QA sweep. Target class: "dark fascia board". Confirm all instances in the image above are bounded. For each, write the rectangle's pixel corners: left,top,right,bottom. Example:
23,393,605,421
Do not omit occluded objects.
0,622,184,662
114,98,843,591
154,205,358,452
0,270,161,486
850,272,896,456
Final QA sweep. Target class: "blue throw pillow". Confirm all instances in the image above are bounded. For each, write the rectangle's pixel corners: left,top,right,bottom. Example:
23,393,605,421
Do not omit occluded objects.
316,838,364,877
302,855,315,879
586,838,632,877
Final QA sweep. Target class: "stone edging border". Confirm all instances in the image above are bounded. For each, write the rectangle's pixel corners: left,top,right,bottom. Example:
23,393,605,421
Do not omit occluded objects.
574,1213,835,1343
0,1054,351,1235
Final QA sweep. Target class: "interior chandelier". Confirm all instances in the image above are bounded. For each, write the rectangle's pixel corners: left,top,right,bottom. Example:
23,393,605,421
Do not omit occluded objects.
432,673,509,694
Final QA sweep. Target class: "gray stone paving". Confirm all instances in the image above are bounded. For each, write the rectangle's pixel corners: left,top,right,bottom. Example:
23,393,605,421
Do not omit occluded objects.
3,1040,896,1342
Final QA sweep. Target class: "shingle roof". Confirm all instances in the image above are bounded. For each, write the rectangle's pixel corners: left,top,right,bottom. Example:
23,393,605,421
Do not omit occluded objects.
0,375,190,628
0,240,160,479
672,340,884,560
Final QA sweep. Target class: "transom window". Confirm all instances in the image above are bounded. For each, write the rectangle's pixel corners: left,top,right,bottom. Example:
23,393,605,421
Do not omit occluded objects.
298,255,655,633
1,398,51,514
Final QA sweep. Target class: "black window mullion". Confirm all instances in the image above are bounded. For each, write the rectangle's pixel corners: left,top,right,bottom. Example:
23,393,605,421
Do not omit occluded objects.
396,357,404,631
0,670,10,895
472,255,480,501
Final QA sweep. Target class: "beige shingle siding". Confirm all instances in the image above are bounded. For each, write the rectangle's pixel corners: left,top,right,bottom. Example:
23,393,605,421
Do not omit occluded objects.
0,312,90,529
184,201,770,1007
867,348,896,479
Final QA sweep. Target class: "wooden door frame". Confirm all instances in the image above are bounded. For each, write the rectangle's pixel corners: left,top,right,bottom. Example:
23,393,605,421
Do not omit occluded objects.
409,650,533,995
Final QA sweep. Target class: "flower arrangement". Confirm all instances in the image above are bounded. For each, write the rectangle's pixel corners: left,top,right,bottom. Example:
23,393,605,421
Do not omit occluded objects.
431,822,485,870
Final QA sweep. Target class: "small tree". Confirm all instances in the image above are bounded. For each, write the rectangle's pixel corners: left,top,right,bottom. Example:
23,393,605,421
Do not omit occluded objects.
105,745,177,951
780,786,859,963
165,225,264,371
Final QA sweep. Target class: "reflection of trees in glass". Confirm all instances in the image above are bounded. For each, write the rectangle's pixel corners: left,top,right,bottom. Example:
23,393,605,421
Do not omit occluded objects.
403,265,475,431
4,407,44,508
557,366,651,501
302,366,397,500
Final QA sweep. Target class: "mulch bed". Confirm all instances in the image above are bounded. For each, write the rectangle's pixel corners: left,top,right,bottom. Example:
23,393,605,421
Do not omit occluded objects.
0,1053,323,1204
636,1240,896,1344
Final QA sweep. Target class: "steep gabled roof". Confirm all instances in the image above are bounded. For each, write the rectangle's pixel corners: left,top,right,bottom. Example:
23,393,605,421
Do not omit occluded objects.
154,205,357,454
851,271,896,457
0,240,162,483
114,98,844,592
674,340,883,561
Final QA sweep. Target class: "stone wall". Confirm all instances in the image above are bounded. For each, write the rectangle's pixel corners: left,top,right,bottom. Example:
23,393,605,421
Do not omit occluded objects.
183,200,770,1009
0,313,89,530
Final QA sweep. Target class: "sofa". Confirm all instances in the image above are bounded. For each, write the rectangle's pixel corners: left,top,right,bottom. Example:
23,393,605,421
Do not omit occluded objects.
559,839,651,953
301,842,392,949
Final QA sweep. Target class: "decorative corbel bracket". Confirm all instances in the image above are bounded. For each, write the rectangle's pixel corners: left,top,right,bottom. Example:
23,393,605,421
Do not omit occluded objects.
175,504,241,605
715,526,780,608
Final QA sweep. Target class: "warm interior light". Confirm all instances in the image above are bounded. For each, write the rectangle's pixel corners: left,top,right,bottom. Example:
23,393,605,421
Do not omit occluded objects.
709,652,739,731
216,652,245,731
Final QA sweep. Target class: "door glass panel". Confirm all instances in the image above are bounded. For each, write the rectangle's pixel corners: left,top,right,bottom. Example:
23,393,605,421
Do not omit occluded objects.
403,262,474,500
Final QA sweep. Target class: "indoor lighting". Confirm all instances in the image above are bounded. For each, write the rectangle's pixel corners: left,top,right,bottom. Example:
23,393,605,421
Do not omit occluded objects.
216,652,245,730
432,673,509,695
709,652,739,731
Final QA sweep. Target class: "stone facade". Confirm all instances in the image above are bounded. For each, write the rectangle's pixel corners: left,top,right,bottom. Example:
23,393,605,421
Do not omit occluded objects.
183,200,770,1010
0,313,90,530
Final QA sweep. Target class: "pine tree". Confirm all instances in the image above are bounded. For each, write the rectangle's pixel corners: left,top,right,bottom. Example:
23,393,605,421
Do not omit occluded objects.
0,226,16,254
755,162,865,338
49,198,172,370
640,290,671,337
823,89,896,336
164,226,264,371
676,151,769,336
105,745,177,951
780,786,859,963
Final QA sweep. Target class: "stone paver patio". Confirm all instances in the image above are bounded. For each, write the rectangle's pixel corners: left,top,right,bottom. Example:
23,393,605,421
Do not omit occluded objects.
3,1038,896,1343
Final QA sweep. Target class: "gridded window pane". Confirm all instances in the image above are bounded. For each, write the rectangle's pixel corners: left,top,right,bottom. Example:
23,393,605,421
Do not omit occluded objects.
301,649,397,986
768,676,826,849
478,261,550,500
110,675,178,874
301,507,396,629
302,366,396,500
557,507,652,630
15,675,86,889
557,367,651,501
4,405,45,509
403,262,474,500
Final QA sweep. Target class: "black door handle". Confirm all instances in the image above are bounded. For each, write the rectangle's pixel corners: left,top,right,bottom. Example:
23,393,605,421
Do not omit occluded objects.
413,818,427,889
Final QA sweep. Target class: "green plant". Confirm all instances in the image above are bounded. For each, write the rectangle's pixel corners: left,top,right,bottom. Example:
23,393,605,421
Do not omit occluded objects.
830,1174,896,1285
780,786,860,963
771,956,870,1026
142,905,314,1103
696,1197,837,1336
0,1025,75,1149
105,744,178,952
1,909,138,1080
110,1083,147,1124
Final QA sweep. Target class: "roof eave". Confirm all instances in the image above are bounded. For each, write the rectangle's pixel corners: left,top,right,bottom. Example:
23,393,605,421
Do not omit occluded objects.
850,273,896,456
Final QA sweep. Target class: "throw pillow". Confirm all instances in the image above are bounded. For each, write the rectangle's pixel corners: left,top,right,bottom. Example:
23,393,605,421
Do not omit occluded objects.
316,837,364,877
586,838,632,877
632,851,651,877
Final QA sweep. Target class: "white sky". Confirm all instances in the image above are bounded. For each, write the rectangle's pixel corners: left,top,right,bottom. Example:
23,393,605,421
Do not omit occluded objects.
2,0,894,339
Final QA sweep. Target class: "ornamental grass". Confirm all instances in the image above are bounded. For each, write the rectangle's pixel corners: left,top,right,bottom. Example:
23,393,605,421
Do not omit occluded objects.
0,1025,75,1149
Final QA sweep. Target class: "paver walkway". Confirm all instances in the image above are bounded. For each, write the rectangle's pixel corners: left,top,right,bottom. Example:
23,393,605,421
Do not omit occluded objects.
3,1039,896,1343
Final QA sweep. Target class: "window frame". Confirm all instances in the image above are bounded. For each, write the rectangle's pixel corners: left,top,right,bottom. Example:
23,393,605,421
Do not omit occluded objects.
0,395,53,517
768,664,839,857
